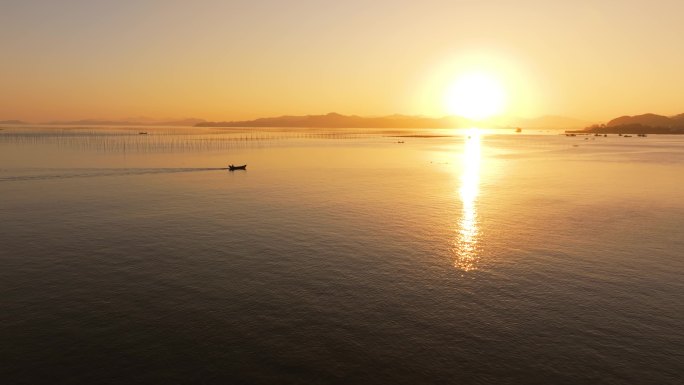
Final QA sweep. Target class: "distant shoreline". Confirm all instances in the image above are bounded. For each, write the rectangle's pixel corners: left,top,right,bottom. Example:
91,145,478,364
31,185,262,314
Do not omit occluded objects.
566,125,684,135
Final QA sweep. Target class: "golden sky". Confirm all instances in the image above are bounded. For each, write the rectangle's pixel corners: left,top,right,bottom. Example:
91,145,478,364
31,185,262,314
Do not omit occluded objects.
1,1,683,122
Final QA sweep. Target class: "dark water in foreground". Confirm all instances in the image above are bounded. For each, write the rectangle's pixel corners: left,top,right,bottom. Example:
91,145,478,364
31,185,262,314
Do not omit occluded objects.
1,126,683,384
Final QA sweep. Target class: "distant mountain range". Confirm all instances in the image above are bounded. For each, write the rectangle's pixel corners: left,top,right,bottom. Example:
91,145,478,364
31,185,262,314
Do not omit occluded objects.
197,112,587,130
198,113,465,129
570,113,684,134
45,117,206,126
8,113,650,131
0,120,27,125
608,113,684,128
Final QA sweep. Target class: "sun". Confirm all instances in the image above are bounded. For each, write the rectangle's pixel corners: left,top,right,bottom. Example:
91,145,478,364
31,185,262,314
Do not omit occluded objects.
444,72,506,121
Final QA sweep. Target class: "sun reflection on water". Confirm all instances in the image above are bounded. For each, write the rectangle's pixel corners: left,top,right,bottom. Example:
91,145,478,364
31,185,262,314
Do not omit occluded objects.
455,128,482,271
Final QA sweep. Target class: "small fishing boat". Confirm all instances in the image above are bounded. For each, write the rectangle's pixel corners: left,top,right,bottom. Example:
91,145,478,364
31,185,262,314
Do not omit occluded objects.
138,132,148,135
228,164,247,171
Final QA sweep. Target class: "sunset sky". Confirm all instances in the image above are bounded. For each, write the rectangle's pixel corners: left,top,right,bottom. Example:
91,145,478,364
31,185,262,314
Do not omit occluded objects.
2,0,683,122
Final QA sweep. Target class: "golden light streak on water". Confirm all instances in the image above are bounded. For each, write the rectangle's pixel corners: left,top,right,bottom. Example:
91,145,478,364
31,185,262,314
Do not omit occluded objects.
455,128,482,271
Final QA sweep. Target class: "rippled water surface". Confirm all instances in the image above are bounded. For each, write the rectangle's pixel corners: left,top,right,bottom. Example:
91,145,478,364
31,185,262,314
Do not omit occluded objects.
1,126,683,384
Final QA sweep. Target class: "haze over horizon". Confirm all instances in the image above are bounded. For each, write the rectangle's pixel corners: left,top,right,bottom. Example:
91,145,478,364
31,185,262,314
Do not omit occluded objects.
2,1,683,122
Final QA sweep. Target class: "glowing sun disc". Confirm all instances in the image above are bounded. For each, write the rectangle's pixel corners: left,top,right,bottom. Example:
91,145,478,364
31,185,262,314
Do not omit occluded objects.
445,72,506,121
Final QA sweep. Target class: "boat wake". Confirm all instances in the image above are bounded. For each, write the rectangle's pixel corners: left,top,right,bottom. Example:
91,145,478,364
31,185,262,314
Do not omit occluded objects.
0,167,227,182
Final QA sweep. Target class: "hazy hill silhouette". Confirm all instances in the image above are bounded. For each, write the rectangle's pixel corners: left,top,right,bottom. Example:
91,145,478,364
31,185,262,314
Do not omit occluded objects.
197,112,587,129
197,112,470,128
46,118,205,126
607,113,675,128
671,113,684,124
0,120,27,125
1,114,590,130
570,113,684,134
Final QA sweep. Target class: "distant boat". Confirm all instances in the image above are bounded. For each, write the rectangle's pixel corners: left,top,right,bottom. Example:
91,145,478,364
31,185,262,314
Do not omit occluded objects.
515,127,522,133
138,132,148,135
624,135,632,137
228,164,247,171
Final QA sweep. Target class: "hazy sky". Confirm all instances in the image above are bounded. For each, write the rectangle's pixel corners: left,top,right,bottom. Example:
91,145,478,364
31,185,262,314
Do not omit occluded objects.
2,0,683,122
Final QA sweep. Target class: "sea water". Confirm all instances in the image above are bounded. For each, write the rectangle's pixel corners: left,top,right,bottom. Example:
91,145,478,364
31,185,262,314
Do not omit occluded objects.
1,126,682,384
